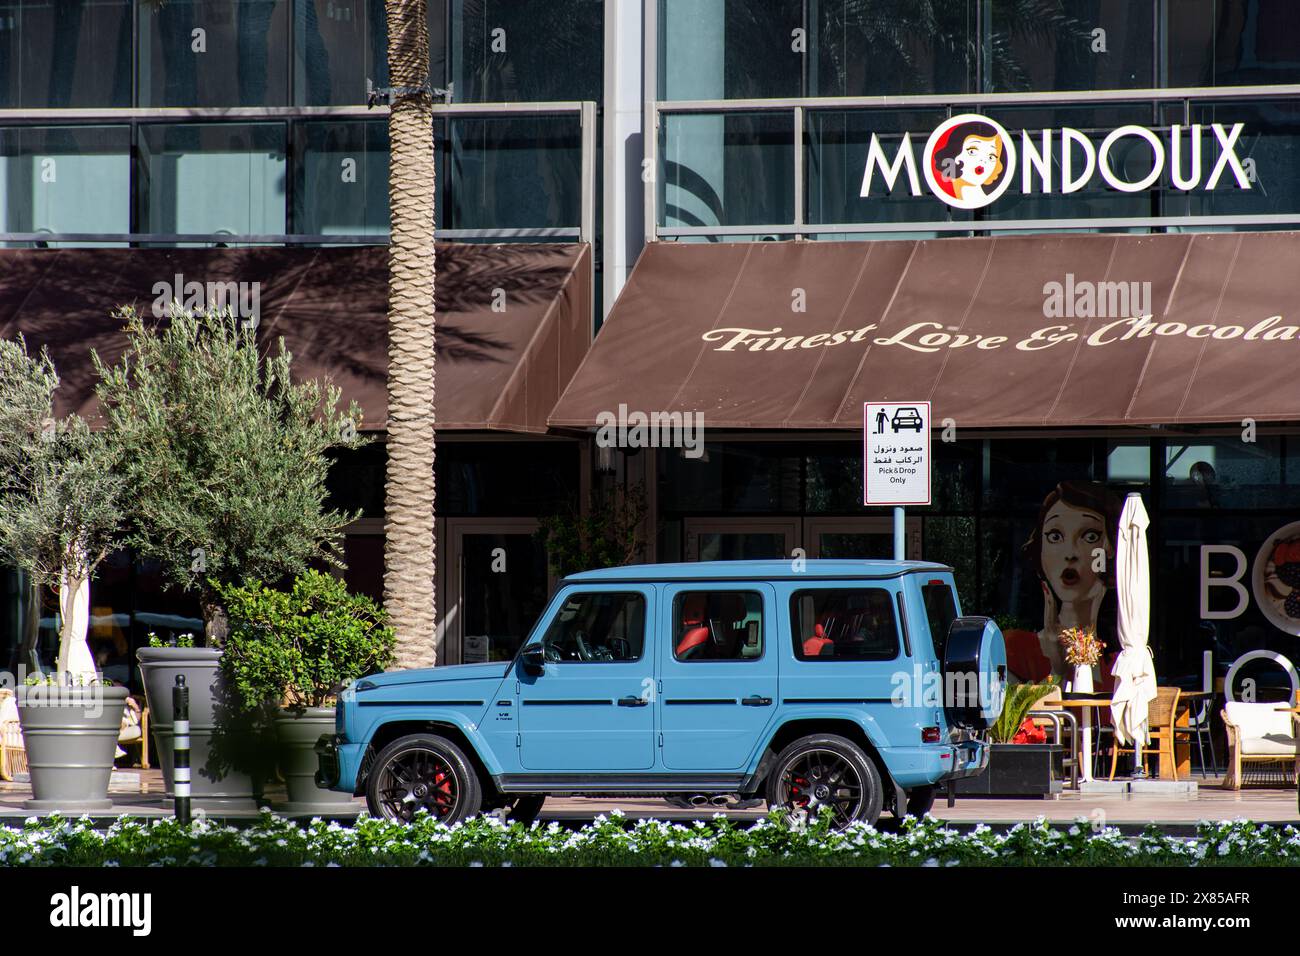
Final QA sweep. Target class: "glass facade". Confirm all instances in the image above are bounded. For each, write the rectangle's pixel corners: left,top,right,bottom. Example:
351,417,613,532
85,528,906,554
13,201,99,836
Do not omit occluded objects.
658,434,1300,687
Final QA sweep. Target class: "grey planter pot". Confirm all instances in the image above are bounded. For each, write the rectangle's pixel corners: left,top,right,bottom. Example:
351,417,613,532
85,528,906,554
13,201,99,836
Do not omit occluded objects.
137,647,266,811
273,707,360,816
17,684,128,812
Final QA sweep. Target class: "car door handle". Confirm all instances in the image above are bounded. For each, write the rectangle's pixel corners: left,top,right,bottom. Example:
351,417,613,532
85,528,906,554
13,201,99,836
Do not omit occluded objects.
617,696,649,707
741,696,773,707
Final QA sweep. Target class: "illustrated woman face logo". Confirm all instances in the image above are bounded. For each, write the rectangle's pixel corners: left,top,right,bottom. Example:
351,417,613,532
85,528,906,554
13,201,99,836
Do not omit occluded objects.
1040,500,1108,603
955,134,1002,189
922,114,1016,210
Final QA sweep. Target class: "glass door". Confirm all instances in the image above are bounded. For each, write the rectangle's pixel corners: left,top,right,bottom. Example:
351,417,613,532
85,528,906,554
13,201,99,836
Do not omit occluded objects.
684,518,800,562
443,519,555,666
806,517,922,559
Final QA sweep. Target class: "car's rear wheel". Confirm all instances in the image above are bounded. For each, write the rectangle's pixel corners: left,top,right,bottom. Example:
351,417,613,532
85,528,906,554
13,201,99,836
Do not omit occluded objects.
903,785,936,817
767,734,883,829
366,733,482,825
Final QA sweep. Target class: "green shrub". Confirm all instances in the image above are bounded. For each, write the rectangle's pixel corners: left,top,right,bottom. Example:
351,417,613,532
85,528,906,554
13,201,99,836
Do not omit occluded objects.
991,678,1059,744
220,570,394,713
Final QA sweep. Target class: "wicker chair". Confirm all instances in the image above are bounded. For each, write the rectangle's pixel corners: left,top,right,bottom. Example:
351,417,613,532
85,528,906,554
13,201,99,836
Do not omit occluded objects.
1221,701,1299,790
0,689,26,781
1109,686,1180,781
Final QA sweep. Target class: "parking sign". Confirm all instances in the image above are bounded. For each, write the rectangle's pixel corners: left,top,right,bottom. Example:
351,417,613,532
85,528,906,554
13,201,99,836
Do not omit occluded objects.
863,402,931,506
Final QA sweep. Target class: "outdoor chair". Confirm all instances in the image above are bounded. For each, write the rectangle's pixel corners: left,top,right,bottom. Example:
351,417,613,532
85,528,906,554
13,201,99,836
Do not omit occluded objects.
1109,686,1180,781
1174,691,1218,777
116,695,150,769
1221,701,1299,790
0,689,25,781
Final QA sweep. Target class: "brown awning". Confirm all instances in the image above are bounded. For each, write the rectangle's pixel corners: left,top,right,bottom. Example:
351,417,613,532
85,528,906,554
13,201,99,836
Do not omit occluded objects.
550,232,1300,430
0,242,591,433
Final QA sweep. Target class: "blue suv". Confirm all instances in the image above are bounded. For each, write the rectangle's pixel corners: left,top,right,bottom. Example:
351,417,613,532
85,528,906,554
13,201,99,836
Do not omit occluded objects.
317,560,1006,828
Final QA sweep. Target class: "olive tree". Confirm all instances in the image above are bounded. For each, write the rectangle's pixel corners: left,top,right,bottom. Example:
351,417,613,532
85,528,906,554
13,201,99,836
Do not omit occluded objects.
0,336,125,678
93,305,365,645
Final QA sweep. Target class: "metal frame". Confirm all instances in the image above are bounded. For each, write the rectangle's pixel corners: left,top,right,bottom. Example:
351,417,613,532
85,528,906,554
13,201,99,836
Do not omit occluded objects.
647,84,1300,241
0,101,598,247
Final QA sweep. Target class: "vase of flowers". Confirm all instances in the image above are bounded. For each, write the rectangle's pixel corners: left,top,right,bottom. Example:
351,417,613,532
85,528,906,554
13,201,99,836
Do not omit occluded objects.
1060,626,1104,693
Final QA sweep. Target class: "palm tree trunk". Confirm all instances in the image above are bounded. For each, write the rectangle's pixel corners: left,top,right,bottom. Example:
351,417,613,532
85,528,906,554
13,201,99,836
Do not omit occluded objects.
383,0,437,669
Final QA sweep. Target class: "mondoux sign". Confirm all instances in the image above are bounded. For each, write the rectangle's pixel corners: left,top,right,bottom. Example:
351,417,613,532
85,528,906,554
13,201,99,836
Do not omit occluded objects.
861,112,1252,210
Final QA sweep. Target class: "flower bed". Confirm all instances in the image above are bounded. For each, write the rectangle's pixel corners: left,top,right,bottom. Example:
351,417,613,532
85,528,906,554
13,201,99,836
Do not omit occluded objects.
3,812,1300,867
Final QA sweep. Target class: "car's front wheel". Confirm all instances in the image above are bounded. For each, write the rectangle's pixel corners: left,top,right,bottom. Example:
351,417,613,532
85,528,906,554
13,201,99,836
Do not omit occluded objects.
767,734,883,829
366,733,482,824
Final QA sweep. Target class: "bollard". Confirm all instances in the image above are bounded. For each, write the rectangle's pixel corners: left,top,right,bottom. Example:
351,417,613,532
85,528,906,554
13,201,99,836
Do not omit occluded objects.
173,675,191,825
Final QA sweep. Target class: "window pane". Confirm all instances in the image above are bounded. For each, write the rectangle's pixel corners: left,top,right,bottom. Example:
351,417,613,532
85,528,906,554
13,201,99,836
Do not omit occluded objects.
987,0,1154,92
659,443,801,513
452,0,602,103
813,0,976,96
294,120,389,235
1162,100,1300,221
674,591,763,661
661,112,793,229
139,0,290,107
0,126,130,244
0,0,132,107
808,108,951,229
443,115,583,231
1161,436,1294,509
1167,0,1300,87
139,123,287,238
659,0,801,100
541,591,646,662
921,581,958,658
790,588,899,661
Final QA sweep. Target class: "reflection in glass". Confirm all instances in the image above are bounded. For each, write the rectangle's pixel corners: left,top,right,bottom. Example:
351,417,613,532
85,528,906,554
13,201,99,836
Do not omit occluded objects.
659,0,802,100
661,112,793,229
139,124,287,238
443,116,583,231
1161,437,1287,509
1167,0,1300,87
987,0,1153,92
294,120,389,235
808,108,951,228
0,0,132,107
452,0,602,103
460,533,548,662
0,126,130,245
814,0,975,96
138,0,290,107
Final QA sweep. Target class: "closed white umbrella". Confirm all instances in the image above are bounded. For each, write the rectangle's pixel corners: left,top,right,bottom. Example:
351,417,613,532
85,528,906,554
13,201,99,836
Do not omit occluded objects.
1111,493,1158,749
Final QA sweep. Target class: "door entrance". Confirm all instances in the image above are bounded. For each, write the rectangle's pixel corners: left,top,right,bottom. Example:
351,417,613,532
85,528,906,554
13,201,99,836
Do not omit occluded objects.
443,519,554,666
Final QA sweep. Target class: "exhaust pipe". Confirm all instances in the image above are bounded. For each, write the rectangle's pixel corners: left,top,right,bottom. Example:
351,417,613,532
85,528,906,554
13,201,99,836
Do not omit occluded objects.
689,795,710,807
711,795,732,807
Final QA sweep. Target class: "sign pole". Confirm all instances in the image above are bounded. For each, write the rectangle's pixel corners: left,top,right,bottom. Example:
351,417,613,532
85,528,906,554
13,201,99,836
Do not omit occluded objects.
893,506,905,560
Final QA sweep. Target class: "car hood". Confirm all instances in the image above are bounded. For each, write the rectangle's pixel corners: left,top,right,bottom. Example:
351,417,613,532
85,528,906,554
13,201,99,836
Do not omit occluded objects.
356,662,510,690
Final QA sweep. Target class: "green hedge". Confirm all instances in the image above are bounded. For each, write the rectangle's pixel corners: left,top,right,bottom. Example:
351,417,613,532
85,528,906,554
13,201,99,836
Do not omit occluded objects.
3,812,1300,867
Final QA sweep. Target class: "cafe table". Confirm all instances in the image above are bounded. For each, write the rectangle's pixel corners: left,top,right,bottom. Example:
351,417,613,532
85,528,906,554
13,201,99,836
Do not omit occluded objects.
1055,697,1111,783
1057,690,1215,782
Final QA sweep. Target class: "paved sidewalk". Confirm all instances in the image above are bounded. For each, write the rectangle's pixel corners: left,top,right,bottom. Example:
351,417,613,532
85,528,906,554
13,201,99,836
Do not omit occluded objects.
2,770,1296,826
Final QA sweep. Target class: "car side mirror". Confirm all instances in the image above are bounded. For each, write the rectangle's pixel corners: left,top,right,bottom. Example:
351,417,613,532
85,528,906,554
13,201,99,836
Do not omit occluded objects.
520,644,546,675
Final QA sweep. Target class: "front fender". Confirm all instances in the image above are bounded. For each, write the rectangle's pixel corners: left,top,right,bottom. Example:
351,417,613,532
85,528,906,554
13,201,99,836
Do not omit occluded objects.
356,704,503,775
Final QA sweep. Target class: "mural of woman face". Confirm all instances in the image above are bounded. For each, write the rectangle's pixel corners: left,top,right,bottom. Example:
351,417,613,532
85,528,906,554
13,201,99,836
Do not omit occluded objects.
957,134,1002,188
1040,500,1110,603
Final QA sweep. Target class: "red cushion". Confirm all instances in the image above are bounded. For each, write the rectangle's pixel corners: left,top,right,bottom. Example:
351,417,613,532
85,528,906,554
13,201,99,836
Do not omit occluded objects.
676,626,710,658
803,636,833,657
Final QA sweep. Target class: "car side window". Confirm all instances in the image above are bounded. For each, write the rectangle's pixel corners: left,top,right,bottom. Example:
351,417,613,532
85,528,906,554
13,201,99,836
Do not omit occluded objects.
790,589,899,662
921,581,958,660
672,591,763,662
539,592,645,662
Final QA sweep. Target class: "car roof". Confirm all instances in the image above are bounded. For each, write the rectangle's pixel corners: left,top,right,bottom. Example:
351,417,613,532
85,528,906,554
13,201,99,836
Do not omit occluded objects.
563,559,954,584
